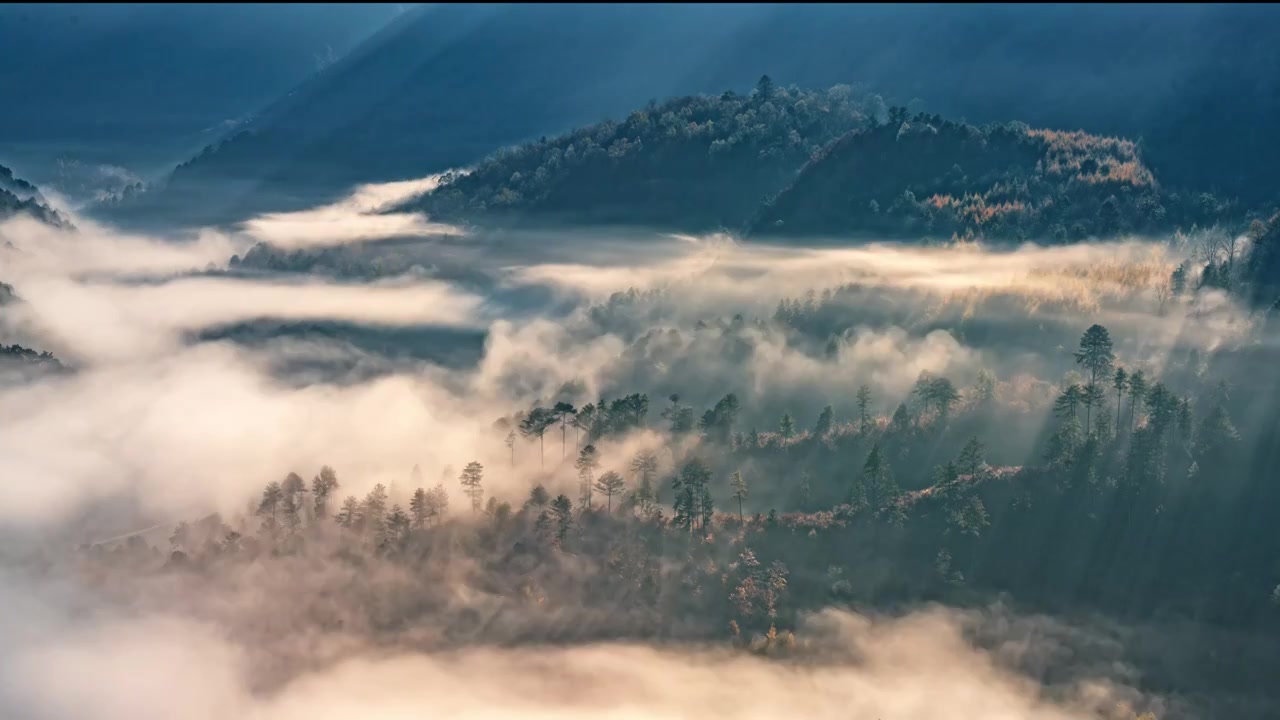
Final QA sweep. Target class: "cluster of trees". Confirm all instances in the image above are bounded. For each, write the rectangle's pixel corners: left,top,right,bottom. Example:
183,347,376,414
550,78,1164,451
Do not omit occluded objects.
225,241,465,281
413,77,884,231
750,110,1228,242
82,311,1280,720
1160,213,1280,313
502,394,652,467
0,343,63,369
372,82,1264,243
132,319,1275,634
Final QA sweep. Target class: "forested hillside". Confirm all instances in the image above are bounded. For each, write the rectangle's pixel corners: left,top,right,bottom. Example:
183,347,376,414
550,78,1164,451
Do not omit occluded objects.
409,90,1247,242
84,316,1280,718
749,112,1229,241
413,78,881,231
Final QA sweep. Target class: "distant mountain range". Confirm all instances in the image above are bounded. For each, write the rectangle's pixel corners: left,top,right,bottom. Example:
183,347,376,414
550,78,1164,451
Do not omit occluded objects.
407,89,1235,243
91,4,1280,229
411,79,883,232
0,3,405,197
0,164,66,227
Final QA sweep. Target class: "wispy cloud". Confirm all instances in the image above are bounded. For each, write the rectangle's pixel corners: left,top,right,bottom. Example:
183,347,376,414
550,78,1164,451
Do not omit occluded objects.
237,174,467,250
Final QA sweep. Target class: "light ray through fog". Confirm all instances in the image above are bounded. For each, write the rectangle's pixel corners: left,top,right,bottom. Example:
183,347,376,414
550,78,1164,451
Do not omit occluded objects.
0,181,1270,720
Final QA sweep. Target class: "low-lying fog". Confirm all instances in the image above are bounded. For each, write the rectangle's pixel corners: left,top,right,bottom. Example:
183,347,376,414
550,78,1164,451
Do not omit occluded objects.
0,176,1264,719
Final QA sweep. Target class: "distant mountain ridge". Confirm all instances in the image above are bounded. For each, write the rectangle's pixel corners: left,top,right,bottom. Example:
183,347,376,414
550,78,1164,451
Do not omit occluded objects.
410,78,884,232
93,4,1280,228
0,3,406,184
747,112,1214,241
0,164,66,227
402,96,1233,242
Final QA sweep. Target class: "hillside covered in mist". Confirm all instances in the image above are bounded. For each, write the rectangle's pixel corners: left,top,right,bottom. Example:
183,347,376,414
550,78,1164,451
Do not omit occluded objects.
7,5,1280,720
0,164,65,227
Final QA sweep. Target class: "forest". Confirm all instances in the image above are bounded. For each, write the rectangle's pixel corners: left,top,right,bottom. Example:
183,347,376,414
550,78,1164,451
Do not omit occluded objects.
407,77,1260,244
101,314,1274,631
411,78,882,231
7,23,1280,716
64,212,1280,718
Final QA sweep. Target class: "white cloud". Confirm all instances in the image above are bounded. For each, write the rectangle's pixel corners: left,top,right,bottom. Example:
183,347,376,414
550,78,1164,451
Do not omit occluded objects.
237,174,467,250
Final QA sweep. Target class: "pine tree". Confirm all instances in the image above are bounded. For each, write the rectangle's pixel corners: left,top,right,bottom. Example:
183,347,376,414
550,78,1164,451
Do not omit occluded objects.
1083,383,1107,436
661,394,694,434
281,473,306,532
382,504,411,549
459,462,485,513
856,385,873,435
814,405,834,438
594,470,626,513
629,449,659,515
553,401,576,458
551,494,574,543
1054,384,1084,423
1113,367,1128,437
1074,324,1115,429
429,483,450,524
524,484,551,511
519,408,556,468
890,403,912,433
1195,401,1240,469
974,369,997,407
335,495,361,529
778,412,795,444
361,484,389,530
673,458,712,534
257,481,283,520
575,445,600,510
534,510,553,543
730,470,748,523
862,444,898,512
409,487,429,529
1127,369,1147,433
312,465,340,520
931,377,960,419
957,437,986,477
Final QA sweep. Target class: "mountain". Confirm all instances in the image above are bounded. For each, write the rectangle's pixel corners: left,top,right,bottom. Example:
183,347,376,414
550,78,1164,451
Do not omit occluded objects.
412,79,883,232
399,98,1235,243
0,164,66,226
0,3,405,198
99,3,1280,227
748,112,1215,242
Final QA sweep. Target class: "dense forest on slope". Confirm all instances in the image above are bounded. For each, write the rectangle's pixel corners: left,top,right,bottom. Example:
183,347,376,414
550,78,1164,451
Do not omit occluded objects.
407,90,1243,242
749,111,1232,241
82,317,1279,718
412,78,881,231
